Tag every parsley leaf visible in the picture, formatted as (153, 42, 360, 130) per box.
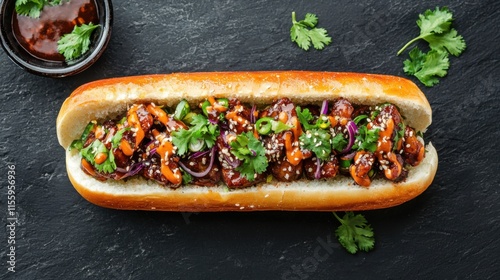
(404, 48, 450, 87)
(290, 12, 332, 51)
(230, 132, 268, 181)
(171, 114, 218, 156)
(352, 125, 379, 152)
(57, 23, 100, 61)
(333, 212, 375, 254)
(299, 129, 332, 161)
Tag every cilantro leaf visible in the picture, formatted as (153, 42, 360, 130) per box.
(426, 28, 466, 56)
(69, 122, 95, 151)
(398, 7, 456, 55)
(230, 132, 268, 181)
(352, 125, 379, 152)
(295, 106, 315, 131)
(111, 128, 130, 149)
(290, 12, 332, 51)
(333, 212, 375, 254)
(414, 50, 450, 87)
(393, 122, 406, 151)
(80, 139, 116, 174)
(57, 23, 100, 61)
(398, 6, 465, 87)
(299, 129, 332, 161)
(417, 6, 453, 35)
(403, 47, 427, 75)
(172, 114, 218, 156)
(15, 0, 44, 18)
(332, 133, 348, 152)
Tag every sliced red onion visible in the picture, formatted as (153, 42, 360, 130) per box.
(149, 148, 157, 155)
(189, 149, 210, 159)
(116, 162, 145, 179)
(314, 157, 322, 179)
(320, 100, 328, 115)
(341, 151, 357, 160)
(224, 154, 241, 168)
(178, 146, 216, 177)
(340, 121, 358, 154)
(250, 104, 257, 124)
(208, 118, 218, 125)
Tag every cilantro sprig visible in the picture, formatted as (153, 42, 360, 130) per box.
(57, 23, 100, 62)
(80, 139, 116, 174)
(171, 114, 218, 156)
(290, 12, 332, 51)
(333, 212, 375, 254)
(295, 106, 316, 130)
(299, 129, 332, 161)
(15, 0, 68, 18)
(229, 132, 268, 181)
(352, 125, 379, 152)
(398, 7, 466, 87)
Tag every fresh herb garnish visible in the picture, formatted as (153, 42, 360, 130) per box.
(398, 7, 466, 87)
(171, 114, 218, 156)
(333, 212, 375, 254)
(80, 139, 116, 174)
(182, 171, 193, 185)
(290, 12, 332, 51)
(15, 0, 69, 18)
(299, 129, 332, 161)
(403, 48, 450, 87)
(69, 122, 94, 151)
(229, 131, 268, 181)
(57, 23, 100, 61)
(393, 122, 406, 150)
(295, 106, 315, 130)
(111, 128, 130, 148)
(332, 133, 348, 152)
(352, 125, 379, 152)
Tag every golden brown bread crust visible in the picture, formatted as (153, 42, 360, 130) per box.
(57, 71, 437, 211)
(57, 71, 432, 148)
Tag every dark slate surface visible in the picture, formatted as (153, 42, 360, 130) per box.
(1, 0, 499, 279)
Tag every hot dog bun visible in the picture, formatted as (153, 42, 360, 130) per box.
(57, 71, 438, 211)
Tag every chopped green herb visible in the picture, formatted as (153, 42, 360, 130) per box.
(333, 212, 375, 254)
(290, 12, 332, 51)
(57, 23, 100, 61)
(230, 132, 268, 181)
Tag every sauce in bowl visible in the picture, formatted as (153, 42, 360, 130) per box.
(12, 0, 98, 62)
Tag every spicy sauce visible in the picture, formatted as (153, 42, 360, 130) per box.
(12, 0, 98, 62)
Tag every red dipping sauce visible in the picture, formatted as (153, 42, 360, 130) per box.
(12, 0, 99, 62)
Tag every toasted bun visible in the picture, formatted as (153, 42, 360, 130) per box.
(56, 71, 437, 211)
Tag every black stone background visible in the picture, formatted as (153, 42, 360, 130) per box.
(1, 0, 499, 279)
